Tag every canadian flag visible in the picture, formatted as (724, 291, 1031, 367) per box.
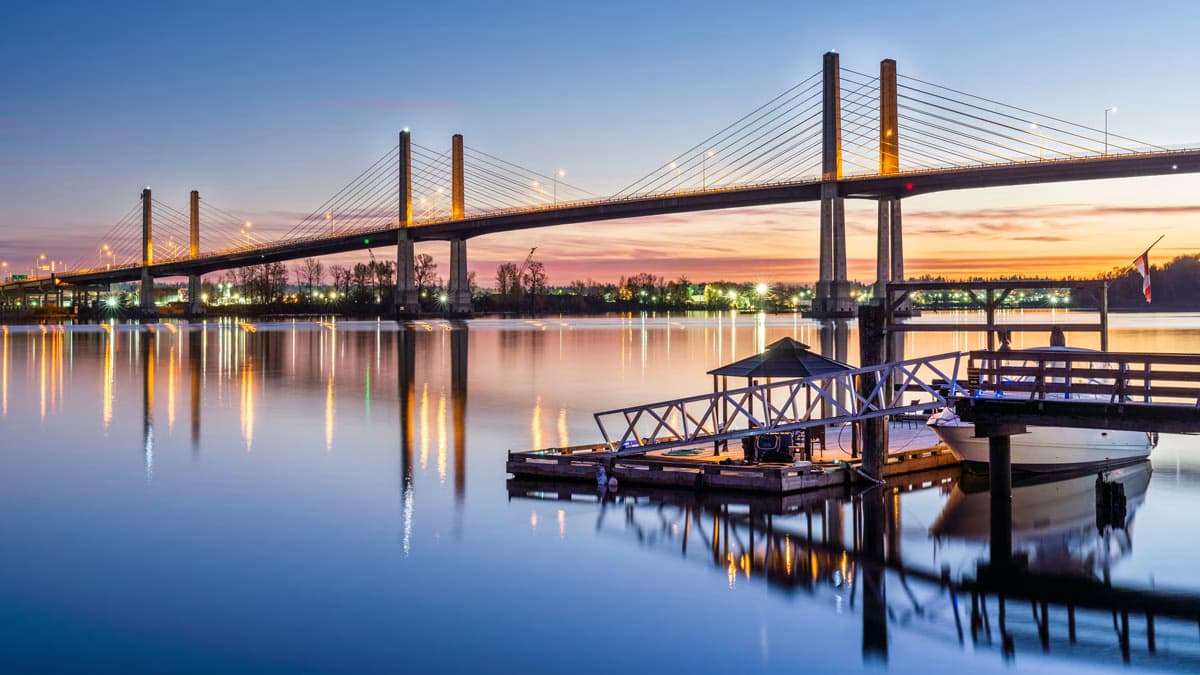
(1133, 250, 1152, 303)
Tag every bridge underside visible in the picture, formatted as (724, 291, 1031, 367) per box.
(10, 147, 1195, 295)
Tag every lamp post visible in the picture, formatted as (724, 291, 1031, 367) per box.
(1104, 106, 1118, 155)
(554, 169, 565, 205)
(1029, 122, 1042, 160)
(703, 150, 714, 189)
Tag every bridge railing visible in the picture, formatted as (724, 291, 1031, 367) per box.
(594, 351, 965, 455)
(968, 349, 1200, 407)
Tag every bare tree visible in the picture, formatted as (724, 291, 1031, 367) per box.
(522, 260, 547, 296)
(302, 258, 323, 296)
(495, 262, 519, 300)
(414, 253, 437, 296)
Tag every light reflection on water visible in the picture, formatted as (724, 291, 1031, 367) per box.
(0, 312, 1198, 672)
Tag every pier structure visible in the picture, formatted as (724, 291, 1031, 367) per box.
(508, 349, 965, 493)
(884, 280, 1112, 354)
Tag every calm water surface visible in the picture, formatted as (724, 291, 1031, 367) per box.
(2, 311, 1199, 673)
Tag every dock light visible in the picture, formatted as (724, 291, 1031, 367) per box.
(755, 283, 768, 296)
(439, 293, 448, 303)
(727, 290, 737, 300)
(106, 297, 118, 308)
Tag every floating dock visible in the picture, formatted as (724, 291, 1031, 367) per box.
(506, 421, 959, 494)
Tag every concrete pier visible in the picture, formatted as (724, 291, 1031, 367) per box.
(813, 51, 853, 318)
(187, 190, 204, 317)
(395, 130, 419, 315)
(448, 134, 472, 315)
(875, 59, 899, 302)
(139, 188, 157, 316)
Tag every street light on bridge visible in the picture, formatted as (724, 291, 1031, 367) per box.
(554, 169, 565, 205)
(1104, 106, 1118, 155)
(703, 150, 714, 189)
(1029, 122, 1043, 160)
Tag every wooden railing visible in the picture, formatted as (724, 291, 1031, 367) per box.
(968, 350, 1200, 407)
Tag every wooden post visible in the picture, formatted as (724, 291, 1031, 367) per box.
(858, 303, 888, 480)
(1100, 280, 1110, 352)
(712, 374, 721, 456)
(985, 288, 996, 353)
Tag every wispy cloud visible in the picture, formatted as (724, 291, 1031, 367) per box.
(325, 98, 454, 111)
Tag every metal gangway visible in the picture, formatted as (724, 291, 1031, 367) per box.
(595, 352, 965, 455)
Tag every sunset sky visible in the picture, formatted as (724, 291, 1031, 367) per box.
(3, 1, 1200, 285)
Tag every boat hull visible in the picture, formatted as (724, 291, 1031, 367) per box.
(930, 423, 1153, 473)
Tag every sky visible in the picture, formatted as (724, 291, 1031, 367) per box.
(3, 0, 1200, 285)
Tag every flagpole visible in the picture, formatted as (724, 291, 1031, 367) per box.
(1129, 234, 1165, 267)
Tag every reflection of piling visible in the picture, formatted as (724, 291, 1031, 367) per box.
(188, 329, 202, 455)
(451, 324, 468, 502)
(141, 329, 155, 479)
(398, 327, 416, 488)
(861, 486, 888, 662)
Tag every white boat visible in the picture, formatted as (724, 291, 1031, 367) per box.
(927, 346, 1157, 473)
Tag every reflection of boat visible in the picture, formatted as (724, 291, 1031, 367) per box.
(931, 461, 1151, 577)
(928, 346, 1156, 472)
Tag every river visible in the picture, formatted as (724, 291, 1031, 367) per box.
(1, 310, 1198, 673)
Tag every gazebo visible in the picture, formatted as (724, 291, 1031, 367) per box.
(706, 337, 854, 456)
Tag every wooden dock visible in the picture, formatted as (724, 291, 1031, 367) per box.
(506, 421, 959, 494)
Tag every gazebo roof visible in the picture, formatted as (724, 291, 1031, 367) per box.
(707, 337, 854, 379)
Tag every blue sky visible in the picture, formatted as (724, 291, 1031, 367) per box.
(3, 1, 1200, 281)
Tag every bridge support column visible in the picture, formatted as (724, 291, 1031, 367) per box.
(395, 129, 420, 315)
(890, 198, 904, 290)
(449, 239, 472, 315)
(139, 188, 157, 317)
(447, 134, 471, 316)
(187, 189, 204, 318)
(813, 51, 852, 318)
(875, 201, 890, 301)
(877, 59, 904, 312)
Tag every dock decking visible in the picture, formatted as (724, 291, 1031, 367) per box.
(506, 422, 958, 494)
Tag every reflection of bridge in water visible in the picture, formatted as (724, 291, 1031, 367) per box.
(509, 462, 1200, 668)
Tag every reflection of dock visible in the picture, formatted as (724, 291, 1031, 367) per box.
(508, 468, 1200, 668)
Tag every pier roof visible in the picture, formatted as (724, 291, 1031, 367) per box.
(707, 337, 853, 379)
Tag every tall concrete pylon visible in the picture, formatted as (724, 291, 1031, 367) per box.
(395, 129, 420, 315)
(875, 58, 898, 302)
(814, 51, 853, 318)
(187, 190, 204, 317)
(139, 188, 157, 316)
(448, 134, 472, 316)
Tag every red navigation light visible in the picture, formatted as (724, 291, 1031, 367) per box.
(905, 182, 914, 191)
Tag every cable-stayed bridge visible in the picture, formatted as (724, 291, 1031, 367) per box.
(4, 52, 1198, 317)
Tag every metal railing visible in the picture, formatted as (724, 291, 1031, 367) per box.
(595, 351, 965, 455)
